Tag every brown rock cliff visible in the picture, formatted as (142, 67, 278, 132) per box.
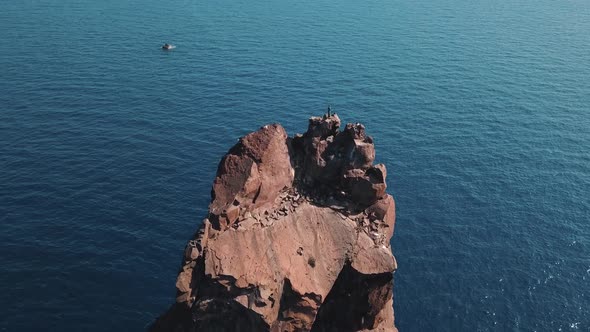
(150, 114, 398, 332)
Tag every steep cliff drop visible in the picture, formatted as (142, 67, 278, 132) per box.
(150, 114, 398, 332)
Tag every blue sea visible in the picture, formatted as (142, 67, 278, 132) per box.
(1, 0, 589, 331)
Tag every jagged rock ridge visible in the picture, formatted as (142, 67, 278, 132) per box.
(150, 114, 398, 332)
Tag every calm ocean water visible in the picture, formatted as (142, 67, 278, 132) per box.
(1, 0, 589, 331)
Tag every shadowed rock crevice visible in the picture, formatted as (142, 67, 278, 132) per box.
(191, 298, 270, 332)
(310, 264, 394, 332)
(149, 114, 398, 332)
(273, 278, 323, 331)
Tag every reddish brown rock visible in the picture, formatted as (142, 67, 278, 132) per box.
(366, 194, 396, 241)
(209, 124, 294, 230)
(150, 114, 398, 332)
(343, 164, 387, 207)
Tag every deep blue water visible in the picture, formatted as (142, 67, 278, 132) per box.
(1, 0, 589, 331)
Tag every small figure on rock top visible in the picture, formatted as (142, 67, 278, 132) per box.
(327, 105, 332, 117)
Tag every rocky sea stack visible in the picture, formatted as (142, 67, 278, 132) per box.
(150, 114, 398, 332)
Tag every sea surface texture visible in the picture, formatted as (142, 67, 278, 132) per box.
(1, 0, 589, 331)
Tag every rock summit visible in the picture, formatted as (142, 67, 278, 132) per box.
(150, 114, 398, 332)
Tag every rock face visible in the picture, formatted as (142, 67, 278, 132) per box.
(150, 114, 398, 332)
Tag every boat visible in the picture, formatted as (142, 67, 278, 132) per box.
(162, 43, 176, 50)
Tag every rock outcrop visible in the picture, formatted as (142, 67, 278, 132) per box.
(150, 114, 398, 332)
